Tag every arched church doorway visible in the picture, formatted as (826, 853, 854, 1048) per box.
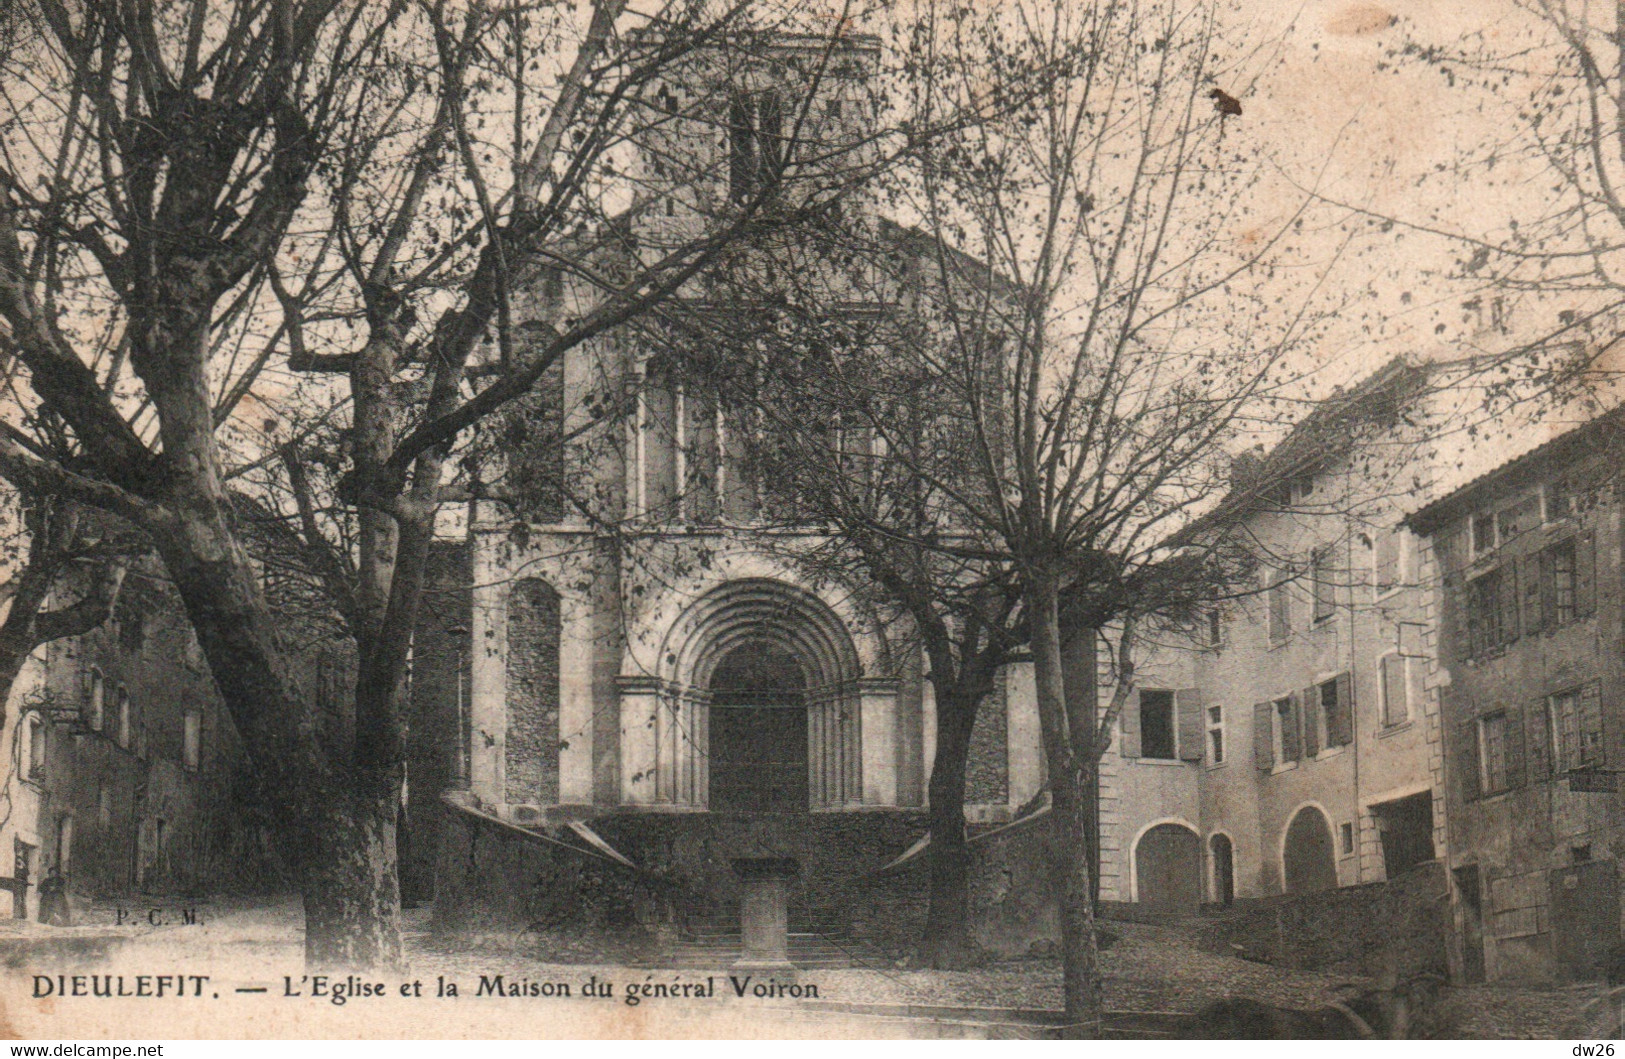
(1283, 805, 1337, 894)
(708, 642, 809, 812)
(1135, 823, 1201, 910)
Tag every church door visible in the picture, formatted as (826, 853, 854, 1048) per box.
(708, 643, 809, 812)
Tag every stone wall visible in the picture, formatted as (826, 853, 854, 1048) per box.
(966, 676, 1009, 805)
(1202, 860, 1452, 976)
(505, 578, 562, 804)
(434, 806, 1064, 961)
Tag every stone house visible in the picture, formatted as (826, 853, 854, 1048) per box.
(1407, 407, 1625, 982)
(1107, 359, 1458, 912)
(0, 543, 287, 919)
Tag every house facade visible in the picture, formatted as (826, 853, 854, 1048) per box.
(1, 563, 276, 920)
(1409, 408, 1625, 982)
(1105, 360, 1449, 912)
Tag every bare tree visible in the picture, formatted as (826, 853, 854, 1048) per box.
(0, 0, 911, 969)
(696, 0, 1345, 1034)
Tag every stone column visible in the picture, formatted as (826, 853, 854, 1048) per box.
(731, 858, 800, 974)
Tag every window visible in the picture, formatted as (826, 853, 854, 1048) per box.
(1207, 705, 1225, 765)
(1546, 480, 1576, 522)
(1268, 579, 1292, 646)
(1374, 528, 1408, 596)
(1551, 539, 1577, 625)
(1316, 675, 1350, 749)
(1139, 690, 1176, 760)
(1206, 608, 1223, 649)
(20, 716, 43, 783)
(1471, 512, 1497, 556)
(1479, 712, 1510, 794)
(116, 686, 131, 749)
(97, 782, 112, 827)
(1498, 496, 1540, 545)
(1340, 821, 1355, 856)
(1311, 546, 1336, 623)
(728, 88, 785, 203)
(1530, 536, 1593, 630)
(87, 668, 105, 732)
(1466, 566, 1518, 656)
(1380, 653, 1414, 727)
(1549, 687, 1604, 773)
(1273, 695, 1300, 765)
(182, 713, 201, 772)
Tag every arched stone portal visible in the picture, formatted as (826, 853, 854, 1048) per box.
(1134, 823, 1202, 911)
(708, 642, 808, 812)
(619, 578, 895, 809)
(1283, 805, 1338, 895)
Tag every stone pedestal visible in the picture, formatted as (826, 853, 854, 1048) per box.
(731, 857, 799, 974)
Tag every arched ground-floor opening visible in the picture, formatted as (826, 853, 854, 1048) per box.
(1135, 822, 1201, 911)
(708, 642, 809, 813)
(1210, 832, 1234, 906)
(1283, 805, 1337, 895)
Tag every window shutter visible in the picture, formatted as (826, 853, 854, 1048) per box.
(1498, 564, 1520, 644)
(1302, 685, 1321, 758)
(1459, 715, 1482, 801)
(1576, 529, 1597, 619)
(1526, 698, 1551, 782)
(1176, 688, 1205, 762)
(1120, 690, 1141, 759)
(1254, 703, 1274, 771)
(1283, 695, 1303, 763)
(1505, 702, 1527, 789)
(1524, 552, 1546, 634)
(1331, 671, 1355, 746)
(1582, 681, 1605, 767)
(1443, 571, 1465, 660)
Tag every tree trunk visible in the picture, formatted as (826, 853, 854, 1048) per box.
(1027, 573, 1102, 1039)
(921, 687, 979, 968)
(300, 783, 404, 971)
(1059, 619, 1101, 907)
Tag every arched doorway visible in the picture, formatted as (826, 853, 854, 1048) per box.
(1135, 823, 1201, 910)
(708, 642, 809, 812)
(1210, 833, 1234, 906)
(1283, 806, 1337, 894)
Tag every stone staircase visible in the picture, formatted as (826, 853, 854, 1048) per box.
(659, 907, 871, 970)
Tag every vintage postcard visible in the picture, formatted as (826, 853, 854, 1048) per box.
(1, 0, 1623, 1041)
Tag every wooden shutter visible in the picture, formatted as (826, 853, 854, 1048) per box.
(1458, 713, 1482, 801)
(1282, 695, 1303, 762)
(1582, 681, 1605, 767)
(1330, 671, 1355, 747)
(1442, 570, 1465, 661)
(1120, 690, 1141, 759)
(1253, 703, 1274, 770)
(1176, 688, 1204, 763)
(1498, 564, 1520, 644)
(1302, 685, 1321, 758)
(1526, 697, 1551, 782)
(1505, 702, 1527, 790)
(1524, 552, 1546, 634)
(1576, 529, 1597, 619)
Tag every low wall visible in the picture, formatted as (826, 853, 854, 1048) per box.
(433, 806, 1062, 962)
(1203, 861, 1452, 976)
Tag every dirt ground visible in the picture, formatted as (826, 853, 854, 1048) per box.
(3, 894, 1613, 1039)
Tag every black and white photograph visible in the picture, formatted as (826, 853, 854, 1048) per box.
(0, 0, 1622, 1041)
